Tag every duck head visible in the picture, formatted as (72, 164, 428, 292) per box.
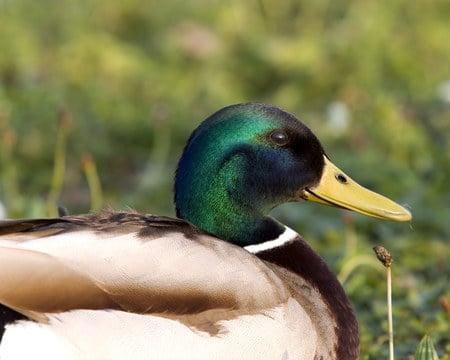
(175, 103, 411, 246)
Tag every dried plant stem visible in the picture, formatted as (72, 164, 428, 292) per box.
(82, 153, 103, 212)
(47, 111, 70, 217)
(387, 265, 394, 360)
(373, 245, 394, 360)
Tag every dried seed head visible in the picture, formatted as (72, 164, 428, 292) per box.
(373, 245, 393, 267)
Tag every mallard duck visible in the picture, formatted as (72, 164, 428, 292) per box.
(0, 103, 410, 360)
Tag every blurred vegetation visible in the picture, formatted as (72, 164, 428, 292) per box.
(0, 0, 449, 357)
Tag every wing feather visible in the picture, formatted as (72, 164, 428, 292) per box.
(0, 247, 115, 313)
(0, 213, 289, 318)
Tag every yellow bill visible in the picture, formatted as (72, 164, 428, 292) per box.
(304, 156, 411, 221)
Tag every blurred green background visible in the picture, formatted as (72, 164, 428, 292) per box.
(0, 0, 449, 357)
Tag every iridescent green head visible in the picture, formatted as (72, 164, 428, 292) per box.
(175, 103, 411, 246)
(175, 103, 325, 246)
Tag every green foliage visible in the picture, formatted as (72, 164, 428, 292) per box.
(0, 0, 449, 357)
(415, 335, 440, 360)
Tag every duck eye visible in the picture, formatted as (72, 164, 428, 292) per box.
(269, 130, 289, 146)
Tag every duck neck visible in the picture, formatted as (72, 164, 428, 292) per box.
(175, 154, 284, 246)
(175, 184, 284, 246)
